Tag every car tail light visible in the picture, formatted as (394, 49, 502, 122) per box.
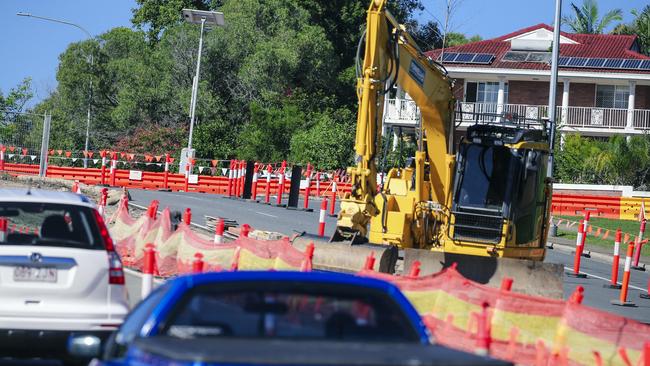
(93, 209, 125, 285)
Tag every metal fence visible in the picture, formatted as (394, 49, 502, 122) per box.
(0, 109, 51, 176)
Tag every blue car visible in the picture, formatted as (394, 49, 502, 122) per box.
(69, 271, 509, 366)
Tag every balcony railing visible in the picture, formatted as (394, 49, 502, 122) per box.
(383, 99, 650, 132)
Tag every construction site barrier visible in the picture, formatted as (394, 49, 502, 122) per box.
(108, 200, 313, 275)
(359, 267, 650, 366)
(1, 162, 353, 199)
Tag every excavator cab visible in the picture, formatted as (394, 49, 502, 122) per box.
(447, 121, 551, 260)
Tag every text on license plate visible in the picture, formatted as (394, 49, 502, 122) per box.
(13, 266, 57, 282)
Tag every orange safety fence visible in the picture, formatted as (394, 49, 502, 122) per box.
(107, 195, 650, 365)
(1, 162, 353, 197)
(108, 199, 313, 275)
(358, 267, 650, 366)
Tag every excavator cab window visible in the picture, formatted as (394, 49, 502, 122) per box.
(512, 150, 548, 244)
(454, 143, 514, 214)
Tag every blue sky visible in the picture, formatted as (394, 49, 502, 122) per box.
(1, 0, 647, 106)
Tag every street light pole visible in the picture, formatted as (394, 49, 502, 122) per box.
(547, 0, 562, 178)
(187, 17, 206, 151)
(180, 8, 224, 174)
(17, 12, 93, 168)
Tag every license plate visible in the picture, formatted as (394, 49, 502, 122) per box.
(13, 266, 57, 283)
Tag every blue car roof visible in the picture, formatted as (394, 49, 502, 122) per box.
(141, 271, 429, 344)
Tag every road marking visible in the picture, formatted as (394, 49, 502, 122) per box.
(564, 266, 646, 292)
(255, 211, 277, 218)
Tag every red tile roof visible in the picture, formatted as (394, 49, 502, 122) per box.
(425, 24, 650, 74)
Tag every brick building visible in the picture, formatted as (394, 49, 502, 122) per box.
(384, 24, 650, 142)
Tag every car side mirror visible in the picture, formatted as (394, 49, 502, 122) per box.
(67, 333, 104, 359)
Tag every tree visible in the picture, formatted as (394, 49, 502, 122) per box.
(612, 5, 650, 56)
(562, 0, 622, 34)
(0, 78, 33, 114)
(444, 32, 481, 47)
(411, 20, 443, 50)
(289, 108, 355, 169)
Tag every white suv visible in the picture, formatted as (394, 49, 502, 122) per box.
(0, 188, 129, 360)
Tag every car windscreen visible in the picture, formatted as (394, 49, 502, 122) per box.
(0, 202, 103, 249)
(161, 281, 420, 343)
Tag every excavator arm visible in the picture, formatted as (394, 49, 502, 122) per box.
(337, 0, 454, 241)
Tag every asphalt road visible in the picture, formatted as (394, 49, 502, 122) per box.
(127, 189, 650, 323)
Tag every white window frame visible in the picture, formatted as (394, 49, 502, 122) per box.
(464, 81, 509, 104)
(595, 84, 629, 109)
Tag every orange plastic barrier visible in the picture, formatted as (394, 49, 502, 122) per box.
(359, 267, 650, 366)
(551, 193, 621, 219)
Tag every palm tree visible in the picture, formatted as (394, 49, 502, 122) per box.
(562, 0, 623, 34)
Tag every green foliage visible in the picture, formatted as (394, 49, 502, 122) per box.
(444, 32, 482, 47)
(612, 5, 650, 56)
(0, 78, 33, 113)
(237, 102, 304, 163)
(562, 0, 622, 34)
(35, 0, 435, 170)
(555, 134, 650, 189)
(289, 108, 355, 170)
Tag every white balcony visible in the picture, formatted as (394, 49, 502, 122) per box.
(383, 98, 650, 135)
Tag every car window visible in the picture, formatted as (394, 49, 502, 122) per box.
(104, 285, 170, 360)
(162, 282, 419, 343)
(0, 202, 101, 249)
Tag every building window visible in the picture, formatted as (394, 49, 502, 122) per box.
(595, 85, 629, 109)
(465, 82, 509, 104)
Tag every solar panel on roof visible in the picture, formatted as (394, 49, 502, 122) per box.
(640, 60, 650, 70)
(557, 57, 570, 66)
(472, 54, 493, 63)
(622, 59, 642, 69)
(603, 59, 623, 68)
(455, 53, 474, 62)
(441, 53, 458, 62)
(567, 57, 587, 67)
(585, 58, 605, 68)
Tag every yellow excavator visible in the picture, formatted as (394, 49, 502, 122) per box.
(294, 0, 563, 298)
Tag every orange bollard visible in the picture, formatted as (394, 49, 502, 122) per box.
(364, 252, 376, 271)
(642, 342, 650, 366)
(0, 217, 7, 242)
(100, 150, 107, 185)
(632, 219, 647, 271)
(315, 171, 321, 196)
(329, 175, 337, 217)
(162, 153, 170, 190)
(567, 220, 587, 278)
(109, 152, 118, 187)
(300, 242, 315, 272)
(264, 164, 272, 204)
(98, 188, 108, 217)
(318, 199, 327, 237)
(142, 243, 155, 299)
(408, 261, 421, 277)
(612, 241, 639, 307)
(475, 301, 491, 356)
(569, 285, 584, 304)
(500, 277, 513, 291)
(275, 161, 287, 207)
(184, 208, 192, 225)
(240, 224, 251, 238)
(192, 253, 204, 273)
(214, 218, 225, 244)
(302, 163, 313, 211)
(0, 146, 5, 171)
(227, 159, 234, 197)
(239, 160, 246, 199)
(605, 228, 623, 289)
